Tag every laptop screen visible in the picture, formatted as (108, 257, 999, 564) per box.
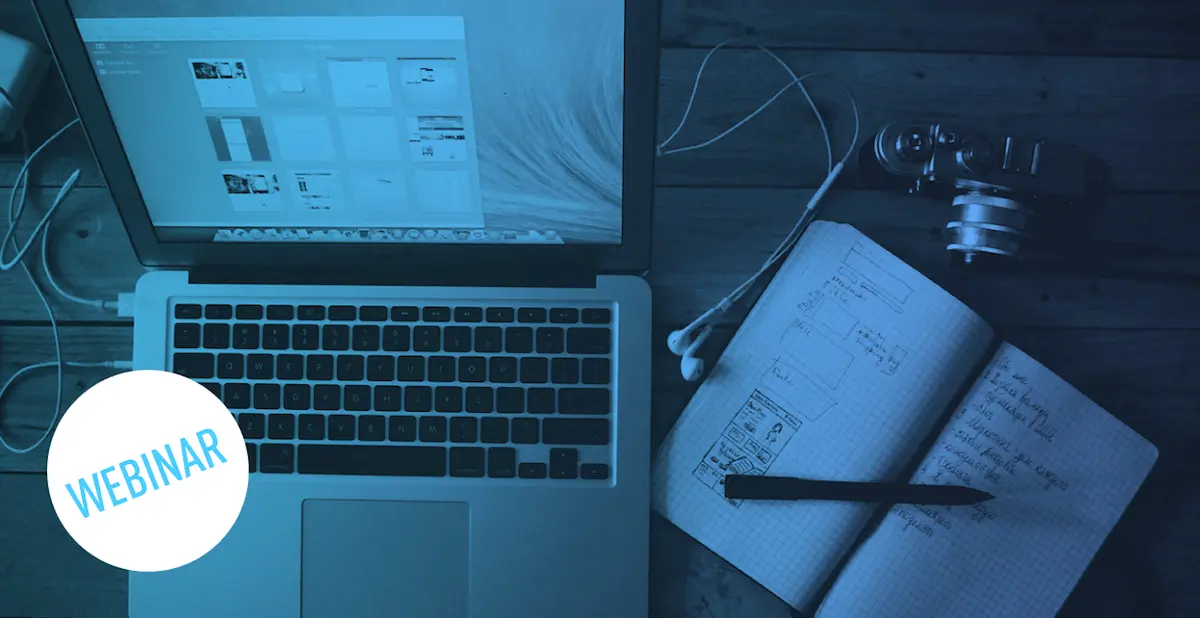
(66, 1, 625, 246)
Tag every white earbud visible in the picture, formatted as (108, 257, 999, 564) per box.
(677, 324, 713, 382)
(668, 308, 718, 355)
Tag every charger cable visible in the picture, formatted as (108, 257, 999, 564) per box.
(1, 118, 132, 454)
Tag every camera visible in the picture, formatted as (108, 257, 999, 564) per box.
(858, 122, 1110, 265)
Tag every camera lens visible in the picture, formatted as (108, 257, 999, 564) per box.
(896, 129, 929, 162)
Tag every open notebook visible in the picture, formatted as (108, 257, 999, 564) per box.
(651, 222, 1158, 617)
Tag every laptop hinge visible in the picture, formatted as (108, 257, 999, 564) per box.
(188, 264, 598, 289)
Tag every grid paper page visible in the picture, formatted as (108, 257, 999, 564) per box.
(651, 222, 995, 611)
(818, 342, 1159, 618)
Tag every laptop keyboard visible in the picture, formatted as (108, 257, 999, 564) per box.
(169, 301, 614, 481)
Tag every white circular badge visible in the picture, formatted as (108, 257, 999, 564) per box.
(46, 370, 248, 572)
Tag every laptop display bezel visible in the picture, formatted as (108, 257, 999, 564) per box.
(32, 0, 657, 274)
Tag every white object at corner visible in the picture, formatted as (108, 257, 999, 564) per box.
(0, 29, 50, 143)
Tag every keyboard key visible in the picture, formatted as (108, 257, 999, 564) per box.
(263, 324, 289, 350)
(435, 386, 463, 413)
(205, 304, 233, 320)
(260, 443, 294, 474)
(423, 306, 452, 322)
(454, 307, 483, 322)
(375, 385, 402, 412)
(268, 414, 295, 440)
(405, 386, 433, 412)
(383, 325, 411, 351)
(247, 354, 273, 380)
(486, 307, 515, 323)
(203, 324, 230, 349)
(449, 447, 485, 477)
(247, 443, 257, 473)
(360, 306, 388, 322)
(344, 385, 371, 411)
(536, 327, 565, 354)
(459, 357, 486, 383)
(474, 326, 503, 353)
(253, 384, 281, 409)
(307, 355, 334, 381)
(223, 383, 250, 409)
(567, 328, 612, 355)
(292, 324, 319, 350)
(444, 326, 471, 352)
(367, 356, 395, 382)
(505, 327, 533, 353)
(496, 387, 525, 414)
(328, 415, 356, 440)
(283, 384, 310, 410)
(277, 354, 303, 380)
(266, 305, 294, 320)
(551, 358, 580, 384)
(550, 448, 578, 479)
(419, 416, 447, 442)
(238, 413, 265, 439)
(429, 356, 456, 382)
(358, 415, 387, 441)
(174, 324, 200, 349)
(299, 414, 325, 440)
(550, 308, 579, 323)
(481, 418, 508, 444)
(175, 304, 202, 319)
(543, 418, 609, 445)
(337, 355, 365, 381)
(391, 306, 420, 322)
(217, 353, 244, 379)
(465, 387, 493, 413)
(413, 326, 441, 352)
(232, 324, 259, 350)
(528, 388, 555, 414)
(329, 305, 356, 321)
(581, 463, 610, 480)
(581, 308, 612, 324)
(236, 304, 263, 320)
(519, 358, 548, 383)
(582, 358, 611, 385)
(389, 416, 417, 442)
(199, 382, 221, 398)
(314, 384, 341, 410)
(489, 357, 518, 383)
(397, 356, 425, 381)
(322, 325, 350, 351)
(488, 447, 517, 478)
(297, 445, 446, 477)
(352, 325, 380, 351)
(518, 462, 547, 479)
(173, 352, 214, 379)
(298, 305, 325, 321)
(559, 388, 611, 415)
(450, 417, 478, 443)
(518, 308, 547, 323)
(511, 418, 539, 444)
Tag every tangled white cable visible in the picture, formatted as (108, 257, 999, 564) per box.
(658, 40, 861, 382)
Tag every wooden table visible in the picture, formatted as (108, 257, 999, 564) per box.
(3, 1, 1200, 616)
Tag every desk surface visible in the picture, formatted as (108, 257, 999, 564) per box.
(3, 1, 1199, 616)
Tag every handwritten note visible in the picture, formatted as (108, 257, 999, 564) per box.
(818, 342, 1159, 618)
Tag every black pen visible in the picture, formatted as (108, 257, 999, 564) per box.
(724, 475, 995, 506)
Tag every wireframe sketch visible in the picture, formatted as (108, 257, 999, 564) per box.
(780, 321, 855, 389)
(289, 171, 342, 211)
(760, 358, 838, 420)
(399, 58, 460, 107)
(693, 390, 804, 507)
(853, 326, 910, 376)
(407, 115, 469, 162)
(841, 243, 913, 311)
(189, 58, 257, 108)
(223, 170, 282, 212)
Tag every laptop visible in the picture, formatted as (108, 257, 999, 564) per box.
(35, 1, 659, 616)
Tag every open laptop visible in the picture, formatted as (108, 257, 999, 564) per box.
(35, 1, 659, 616)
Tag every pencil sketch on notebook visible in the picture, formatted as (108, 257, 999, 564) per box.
(692, 389, 806, 507)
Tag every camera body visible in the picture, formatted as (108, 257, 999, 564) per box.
(859, 122, 1108, 264)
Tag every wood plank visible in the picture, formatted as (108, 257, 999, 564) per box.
(4, 48, 1200, 193)
(661, 0, 1200, 58)
(3, 187, 1200, 329)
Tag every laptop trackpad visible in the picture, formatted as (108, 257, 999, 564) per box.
(302, 500, 470, 618)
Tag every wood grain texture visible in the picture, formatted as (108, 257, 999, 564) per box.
(3, 187, 1199, 330)
(660, 0, 1200, 57)
(4, 46, 1200, 193)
